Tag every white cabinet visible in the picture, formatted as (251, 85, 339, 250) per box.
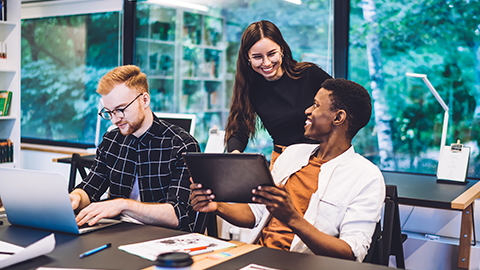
(136, 3, 228, 145)
(0, 1, 20, 168)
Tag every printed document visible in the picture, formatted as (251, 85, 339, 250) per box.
(118, 233, 236, 261)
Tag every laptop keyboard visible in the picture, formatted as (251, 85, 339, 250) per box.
(78, 223, 101, 229)
(76, 219, 121, 234)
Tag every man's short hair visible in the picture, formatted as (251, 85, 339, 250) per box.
(321, 78, 372, 139)
(97, 65, 149, 95)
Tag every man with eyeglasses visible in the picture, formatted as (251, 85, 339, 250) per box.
(69, 65, 200, 231)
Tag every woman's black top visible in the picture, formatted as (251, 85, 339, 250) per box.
(227, 65, 332, 152)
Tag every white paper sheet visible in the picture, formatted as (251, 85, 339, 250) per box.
(0, 240, 23, 261)
(437, 145, 470, 182)
(238, 263, 284, 270)
(204, 128, 225, 153)
(118, 233, 236, 261)
(0, 234, 55, 269)
(36, 267, 106, 270)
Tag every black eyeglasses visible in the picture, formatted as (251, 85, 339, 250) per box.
(98, 93, 142, 120)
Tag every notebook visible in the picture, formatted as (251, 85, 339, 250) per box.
(182, 153, 275, 203)
(0, 168, 120, 234)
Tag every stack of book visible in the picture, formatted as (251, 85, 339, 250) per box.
(0, 91, 12, 116)
(0, 139, 13, 163)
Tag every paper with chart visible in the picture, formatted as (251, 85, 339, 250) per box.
(118, 233, 236, 261)
(0, 233, 55, 269)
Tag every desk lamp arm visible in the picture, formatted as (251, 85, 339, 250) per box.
(406, 72, 449, 154)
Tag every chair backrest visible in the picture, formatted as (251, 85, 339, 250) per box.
(192, 212, 218, 237)
(365, 185, 406, 268)
(68, 153, 89, 192)
(364, 221, 382, 263)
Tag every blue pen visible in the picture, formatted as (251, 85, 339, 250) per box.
(79, 243, 112, 258)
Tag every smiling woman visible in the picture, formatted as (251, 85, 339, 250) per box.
(225, 20, 332, 168)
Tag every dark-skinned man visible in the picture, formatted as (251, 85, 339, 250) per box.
(190, 78, 385, 262)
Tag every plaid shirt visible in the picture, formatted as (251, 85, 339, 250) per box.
(76, 113, 200, 231)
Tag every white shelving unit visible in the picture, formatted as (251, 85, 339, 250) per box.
(135, 3, 227, 145)
(0, 2, 21, 168)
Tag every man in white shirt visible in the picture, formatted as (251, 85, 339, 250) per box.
(190, 78, 385, 262)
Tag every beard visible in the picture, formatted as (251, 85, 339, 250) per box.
(116, 110, 146, 136)
(119, 119, 144, 136)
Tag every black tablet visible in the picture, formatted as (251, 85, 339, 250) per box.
(183, 153, 275, 203)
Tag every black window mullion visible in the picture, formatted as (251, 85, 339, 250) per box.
(333, 0, 350, 79)
(123, 0, 136, 65)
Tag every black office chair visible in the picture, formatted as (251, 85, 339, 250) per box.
(68, 153, 89, 192)
(192, 212, 218, 237)
(365, 185, 407, 268)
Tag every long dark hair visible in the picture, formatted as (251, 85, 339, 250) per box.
(225, 20, 316, 144)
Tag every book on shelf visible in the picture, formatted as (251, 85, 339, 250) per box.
(0, 41, 7, 68)
(0, 90, 12, 116)
(2, 0, 5, 22)
(0, 0, 6, 21)
(0, 139, 13, 163)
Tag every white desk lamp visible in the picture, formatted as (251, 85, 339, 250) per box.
(406, 72, 449, 167)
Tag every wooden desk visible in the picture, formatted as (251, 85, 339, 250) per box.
(206, 246, 392, 270)
(0, 215, 260, 270)
(383, 171, 480, 270)
(0, 216, 393, 270)
(0, 219, 189, 270)
(141, 241, 261, 270)
(52, 153, 95, 166)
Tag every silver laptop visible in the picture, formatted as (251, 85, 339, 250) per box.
(0, 168, 120, 234)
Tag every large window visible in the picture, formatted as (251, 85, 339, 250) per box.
(20, 0, 333, 154)
(21, 0, 479, 178)
(21, 1, 122, 147)
(349, 0, 480, 178)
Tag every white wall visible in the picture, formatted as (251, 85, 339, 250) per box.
(20, 149, 77, 186)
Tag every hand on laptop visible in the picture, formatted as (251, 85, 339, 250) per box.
(70, 193, 81, 210)
(189, 181, 218, 213)
(76, 199, 125, 226)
